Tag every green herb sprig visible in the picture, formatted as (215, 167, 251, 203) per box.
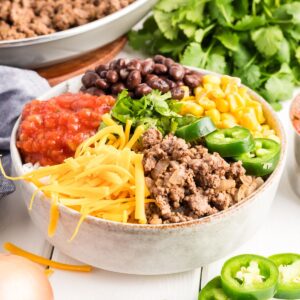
(129, 0, 300, 110)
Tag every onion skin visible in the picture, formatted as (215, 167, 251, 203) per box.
(0, 254, 53, 300)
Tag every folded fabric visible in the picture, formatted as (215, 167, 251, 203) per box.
(0, 66, 50, 199)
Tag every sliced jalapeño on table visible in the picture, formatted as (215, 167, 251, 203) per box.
(221, 254, 279, 300)
(234, 138, 280, 177)
(198, 276, 229, 300)
(175, 116, 216, 142)
(269, 253, 300, 299)
(205, 126, 254, 157)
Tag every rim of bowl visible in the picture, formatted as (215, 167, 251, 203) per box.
(0, 0, 154, 47)
(11, 68, 287, 231)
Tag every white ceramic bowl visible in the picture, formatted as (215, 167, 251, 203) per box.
(0, 0, 156, 68)
(10, 71, 287, 275)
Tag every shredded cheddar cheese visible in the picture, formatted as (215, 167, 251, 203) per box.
(4, 242, 92, 272)
(0, 115, 151, 240)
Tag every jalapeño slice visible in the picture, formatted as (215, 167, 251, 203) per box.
(221, 254, 278, 300)
(175, 117, 216, 142)
(269, 253, 300, 299)
(205, 126, 254, 157)
(198, 276, 229, 300)
(234, 138, 280, 177)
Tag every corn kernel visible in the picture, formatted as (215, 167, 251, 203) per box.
(203, 74, 221, 86)
(219, 119, 236, 129)
(205, 109, 221, 124)
(181, 86, 190, 98)
(215, 98, 229, 113)
(235, 93, 247, 107)
(194, 86, 203, 97)
(209, 88, 225, 99)
(232, 108, 244, 122)
(240, 108, 261, 132)
(221, 113, 236, 123)
(203, 83, 217, 91)
(197, 97, 216, 110)
(227, 94, 239, 112)
(181, 101, 204, 117)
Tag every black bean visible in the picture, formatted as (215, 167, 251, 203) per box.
(147, 77, 169, 93)
(135, 83, 152, 98)
(119, 68, 129, 80)
(164, 58, 175, 68)
(95, 64, 109, 75)
(109, 60, 118, 70)
(106, 70, 119, 83)
(111, 82, 126, 95)
(183, 74, 201, 88)
(85, 87, 105, 96)
(95, 78, 109, 90)
(164, 78, 176, 89)
(169, 64, 185, 81)
(115, 58, 127, 70)
(99, 70, 108, 78)
(145, 74, 158, 83)
(127, 59, 142, 71)
(171, 87, 184, 100)
(127, 70, 142, 89)
(153, 54, 166, 64)
(141, 59, 154, 76)
(81, 71, 100, 88)
(177, 80, 184, 87)
(153, 63, 168, 74)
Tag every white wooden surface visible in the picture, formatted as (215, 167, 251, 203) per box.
(0, 46, 299, 299)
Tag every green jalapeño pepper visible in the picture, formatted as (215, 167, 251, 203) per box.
(175, 117, 216, 142)
(199, 276, 229, 300)
(234, 138, 280, 177)
(205, 126, 254, 157)
(269, 253, 300, 299)
(221, 254, 279, 300)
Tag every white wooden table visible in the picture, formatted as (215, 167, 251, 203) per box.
(1, 47, 299, 300)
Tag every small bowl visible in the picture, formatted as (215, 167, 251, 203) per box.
(10, 70, 287, 275)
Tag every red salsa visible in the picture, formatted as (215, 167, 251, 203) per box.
(291, 94, 300, 134)
(17, 93, 115, 166)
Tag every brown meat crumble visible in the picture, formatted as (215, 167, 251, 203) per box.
(0, 0, 135, 40)
(142, 128, 264, 224)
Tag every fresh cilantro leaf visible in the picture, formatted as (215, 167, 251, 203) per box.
(185, 1, 206, 25)
(159, 40, 187, 57)
(289, 24, 300, 40)
(206, 53, 228, 74)
(234, 15, 266, 31)
(264, 74, 294, 102)
(154, 10, 178, 40)
(296, 47, 300, 64)
(277, 38, 290, 63)
(292, 66, 300, 85)
(209, 0, 234, 26)
(180, 42, 205, 67)
(270, 102, 282, 112)
(235, 65, 261, 89)
(155, 0, 188, 12)
(232, 0, 249, 18)
(179, 23, 197, 38)
(274, 2, 300, 23)
(194, 29, 205, 43)
(232, 44, 252, 67)
(216, 30, 240, 52)
(251, 26, 283, 57)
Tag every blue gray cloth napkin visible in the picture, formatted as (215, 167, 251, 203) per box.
(0, 66, 50, 199)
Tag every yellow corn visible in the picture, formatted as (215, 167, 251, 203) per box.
(234, 93, 247, 108)
(221, 113, 236, 123)
(197, 97, 216, 110)
(215, 98, 229, 113)
(203, 74, 221, 86)
(240, 108, 261, 132)
(261, 124, 270, 131)
(227, 95, 239, 112)
(219, 119, 237, 129)
(181, 102, 204, 117)
(205, 109, 221, 124)
(209, 88, 225, 99)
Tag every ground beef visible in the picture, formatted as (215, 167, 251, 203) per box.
(142, 129, 264, 224)
(0, 0, 135, 40)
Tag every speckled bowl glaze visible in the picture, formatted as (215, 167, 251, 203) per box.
(10, 70, 287, 275)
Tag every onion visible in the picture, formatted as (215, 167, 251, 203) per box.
(0, 253, 53, 300)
